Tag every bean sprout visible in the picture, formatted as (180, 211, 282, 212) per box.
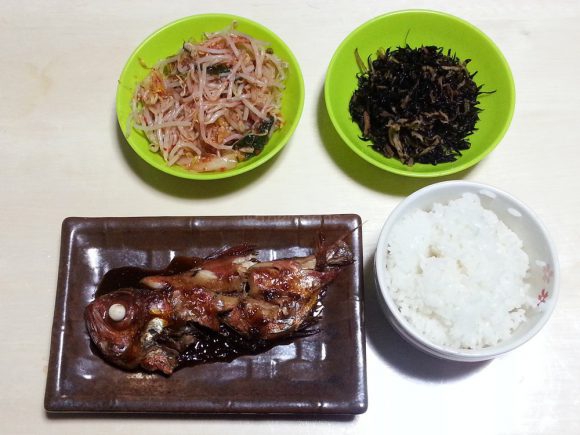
(130, 23, 287, 172)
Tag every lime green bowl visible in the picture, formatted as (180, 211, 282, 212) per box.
(325, 10, 515, 177)
(116, 14, 305, 180)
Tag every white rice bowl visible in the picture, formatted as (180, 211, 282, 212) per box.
(386, 193, 533, 350)
(374, 181, 559, 361)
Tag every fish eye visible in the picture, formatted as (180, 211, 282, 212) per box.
(108, 303, 126, 322)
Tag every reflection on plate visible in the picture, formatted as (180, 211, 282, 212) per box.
(45, 215, 367, 414)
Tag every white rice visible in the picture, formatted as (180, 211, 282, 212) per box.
(386, 192, 533, 349)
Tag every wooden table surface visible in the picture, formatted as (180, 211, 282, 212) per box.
(1, 1, 578, 434)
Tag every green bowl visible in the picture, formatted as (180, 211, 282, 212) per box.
(116, 14, 305, 180)
(325, 10, 515, 177)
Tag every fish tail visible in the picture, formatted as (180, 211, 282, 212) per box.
(315, 239, 354, 270)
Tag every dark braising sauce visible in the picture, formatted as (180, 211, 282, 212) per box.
(177, 324, 275, 365)
(95, 257, 203, 297)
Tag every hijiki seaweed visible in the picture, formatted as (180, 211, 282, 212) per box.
(349, 45, 492, 166)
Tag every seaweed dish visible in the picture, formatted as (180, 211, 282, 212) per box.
(349, 45, 492, 165)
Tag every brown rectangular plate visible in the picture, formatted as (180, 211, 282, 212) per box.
(45, 215, 367, 414)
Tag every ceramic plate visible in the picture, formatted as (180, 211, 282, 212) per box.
(45, 215, 367, 414)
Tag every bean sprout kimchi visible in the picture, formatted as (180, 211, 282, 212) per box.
(130, 24, 288, 172)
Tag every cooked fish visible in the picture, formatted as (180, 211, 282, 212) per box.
(85, 240, 353, 374)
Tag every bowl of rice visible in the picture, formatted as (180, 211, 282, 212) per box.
(374, 181, 559, 361)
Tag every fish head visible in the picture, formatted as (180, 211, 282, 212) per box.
(84, 288, 146, 368)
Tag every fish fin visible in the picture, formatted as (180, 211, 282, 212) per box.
(141, 347, 179, 375)
(205, 243, 256, 260)
(164, 256, 204, 274)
